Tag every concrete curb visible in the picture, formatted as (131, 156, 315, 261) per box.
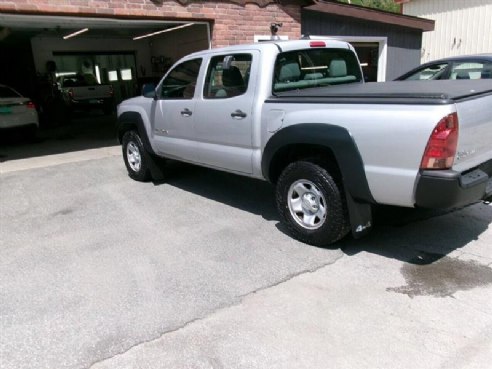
(0, 146, 121, 174)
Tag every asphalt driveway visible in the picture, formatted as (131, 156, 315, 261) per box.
(1, 153, 492, 369)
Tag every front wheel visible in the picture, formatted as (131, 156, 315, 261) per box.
(276, 161, 350, 246)
(122, 130, 151, 181)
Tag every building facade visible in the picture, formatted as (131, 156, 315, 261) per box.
(0, 0, 433, 100)
(396, 0, 492, 62)
(302, 1, 433, 80)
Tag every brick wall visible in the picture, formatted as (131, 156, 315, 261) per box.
(0, 0, 302, 47)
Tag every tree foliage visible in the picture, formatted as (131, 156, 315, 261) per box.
(337, 0, 400, 13)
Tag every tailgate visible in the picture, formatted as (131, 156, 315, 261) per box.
(453, 93, 492, 172)
(73, 85, 111, 100)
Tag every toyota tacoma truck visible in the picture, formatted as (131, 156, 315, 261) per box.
(116, 39, 492, 246)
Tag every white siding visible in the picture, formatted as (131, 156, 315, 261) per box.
(403, 0, 492, 62)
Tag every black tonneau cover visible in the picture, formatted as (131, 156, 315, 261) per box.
(270, 80, 492, 105)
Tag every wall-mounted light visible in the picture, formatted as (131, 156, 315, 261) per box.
(133, 23, 194, 40)
(63, 28, 89, 40)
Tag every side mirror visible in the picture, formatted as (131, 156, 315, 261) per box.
(142, 83, 156, 98)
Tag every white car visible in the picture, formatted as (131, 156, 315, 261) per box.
(0, 84, 39, 137)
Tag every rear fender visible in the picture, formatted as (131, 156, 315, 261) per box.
(262, 123, 375, 238)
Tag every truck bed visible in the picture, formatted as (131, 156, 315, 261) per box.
(266, 79, 492, 207)
(271, 80, 492, 105)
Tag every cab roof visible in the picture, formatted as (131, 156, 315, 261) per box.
(185, 38, 353, 59)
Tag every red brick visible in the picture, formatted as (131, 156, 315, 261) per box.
(0, 0, 301, 45)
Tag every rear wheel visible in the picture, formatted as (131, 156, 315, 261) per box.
(122, 130, 151, 181)
(276, 160, 349, 246)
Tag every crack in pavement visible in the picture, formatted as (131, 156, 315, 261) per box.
(87, 253, 345, 369)
(237, 253, 345, 299)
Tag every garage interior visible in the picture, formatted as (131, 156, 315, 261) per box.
(0, 13, 209, 161)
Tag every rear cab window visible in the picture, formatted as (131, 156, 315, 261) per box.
(273, 48, 362, 93)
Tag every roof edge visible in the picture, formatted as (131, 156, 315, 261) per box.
(305, 0, 435, 32)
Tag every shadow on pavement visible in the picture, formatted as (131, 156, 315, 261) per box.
(161, 160, 278, 221)
(339, 203, 492, 264)
(0, 112, 118, 162)
(156, 161, 492, 265)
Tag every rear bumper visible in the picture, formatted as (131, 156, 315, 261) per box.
(0, 121, 38, 130)
(69, 97, 113, 108)
(415, 159, 492, 208)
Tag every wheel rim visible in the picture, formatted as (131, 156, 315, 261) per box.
(287, 179, 327, 230)
(126, 141, 142, 172)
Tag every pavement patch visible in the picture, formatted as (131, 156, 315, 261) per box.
(387, 252, 492, 298)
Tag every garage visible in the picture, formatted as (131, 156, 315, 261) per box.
(0, 13, 210, 102)
(0, 0, 302, 160)
(0, 13, 210, 157)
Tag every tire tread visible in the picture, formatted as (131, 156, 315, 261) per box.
(276, 160, 350, 246)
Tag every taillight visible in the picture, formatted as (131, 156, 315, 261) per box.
(420, 112, 459, 170)
(26, 101, 36, 109)
(310, 41, 326, 47)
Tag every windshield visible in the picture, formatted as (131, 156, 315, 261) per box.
(0, 86, 21, 98)
(273, 48, 363, 93)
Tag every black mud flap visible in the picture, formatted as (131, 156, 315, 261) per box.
(345, 190, 373, 239)
(146, 152, 166, 182)
(485, 178, 492, 204)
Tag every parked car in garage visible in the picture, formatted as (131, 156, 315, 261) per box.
(57, 73, 114, 115)
(0, 84, 39, 138)
(395, 54, 492, 81)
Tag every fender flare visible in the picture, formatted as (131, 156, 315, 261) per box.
(117, 111, 156, 156)
(262, 123, 374, 203)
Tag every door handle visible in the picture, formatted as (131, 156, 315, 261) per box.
(180, 108, 192, 117)
(231, 109, 247, 119)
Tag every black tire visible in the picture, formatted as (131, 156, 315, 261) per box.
(122, 130, 151, 181)
(276, 160, 350, 246)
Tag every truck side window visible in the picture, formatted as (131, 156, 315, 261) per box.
(405, 63, 448, 80)
(203, 54, 252, 99)
(160, 58, 202, 99)
(450, 61, 492, 80)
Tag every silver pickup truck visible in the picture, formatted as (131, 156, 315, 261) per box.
(117, 39, 492, 246)
(58, 74, 114, 115)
